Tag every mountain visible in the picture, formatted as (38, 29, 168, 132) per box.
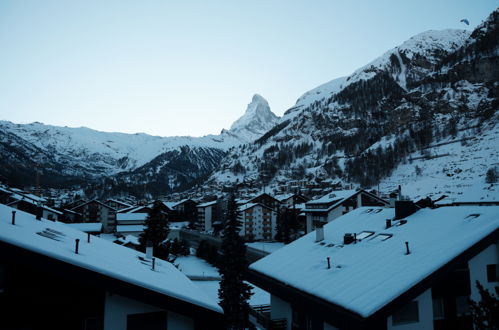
(0, 94, 279, 195)
(224, 94, 280, 142)
(206, 9, 499, 201)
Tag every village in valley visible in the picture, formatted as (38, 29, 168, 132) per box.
(0, 2, 498, 330)
(0, 175, 498, 329)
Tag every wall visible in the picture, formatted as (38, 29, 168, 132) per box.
(387, 289, 433, 330)
(468, 242, 499, 302)
(270, 294, 292, 330)
(205, 206, 212, 231)
(104, 292, 162, 330)
(167, 311, 194, 329)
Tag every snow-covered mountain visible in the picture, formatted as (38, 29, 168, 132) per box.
(207, 9, 499, 201)
(0, 94, 279, 194)
(223, 94, 280, 142)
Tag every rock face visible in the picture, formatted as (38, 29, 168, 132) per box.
(207, 9, 499, 200)
(228, 94, 280, 142)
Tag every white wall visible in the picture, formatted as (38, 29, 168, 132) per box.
(103, 293, 162, 330)
(270, 294, 292, 330)
(468, 242, 499, 302)
(387, 289, 433, 330)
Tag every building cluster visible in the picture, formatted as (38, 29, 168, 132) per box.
(0, 182, 498, 330)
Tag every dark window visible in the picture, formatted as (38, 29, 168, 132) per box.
(392, 301, 419, 325)
(456, 296, 470, 316)
(433, 297, 444, 320)
(487, 264, 497, 282)
(127, 312, 167, 330)
(0, 264, 6, 293)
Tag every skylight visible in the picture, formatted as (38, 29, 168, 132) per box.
(465, 214, 480, 220)
(357, 231, 375, 240)
(369, 233, 393, 243)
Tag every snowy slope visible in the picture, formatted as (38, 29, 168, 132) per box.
(206, 9, 499, 202)
(0, 120, 240, 174)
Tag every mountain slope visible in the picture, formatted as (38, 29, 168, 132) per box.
(0, 93, 279, 194)
(207, 10, 499, 200)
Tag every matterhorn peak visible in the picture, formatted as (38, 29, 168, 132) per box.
(228, 94, 280, 142)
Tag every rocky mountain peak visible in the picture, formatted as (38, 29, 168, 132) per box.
(228, 94, 280, 142)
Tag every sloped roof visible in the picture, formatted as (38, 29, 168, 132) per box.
(65, 222, 103, 232)
(250, 205, 499, 318)
(0, 204, 221, 313)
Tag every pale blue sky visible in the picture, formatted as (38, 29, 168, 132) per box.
(0, 1, 496, 136)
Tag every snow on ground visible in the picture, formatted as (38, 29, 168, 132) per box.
(175, 255, 219, 278)
(246, 242, 285, 253)
(379, 123, 499, 201)
(175, 254, 270, 306)
(195, 280, 270, 307)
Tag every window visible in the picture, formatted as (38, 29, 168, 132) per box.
(456, 296, 470, 316)
(433, 297, 444, 320)
(392, 301, 419, 325)
(487, 264, 498, 282)
(0, 264, 6, 293)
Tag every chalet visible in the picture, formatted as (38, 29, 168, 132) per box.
(0, 204, 223, 329)
(239, 203, 277, 241)
(275, 193, 309, 208)
(116, 212, 148, 236)
(7, 198, 62, 221)
(71, 200, 117, 233)
(196, 200, 218, 232)
(170, 199, 198, 222)
(105, 199, 133, 211)
(247, 203, 499, 330)
(303, 189, 389, 233)
(246, 193, 281, 211)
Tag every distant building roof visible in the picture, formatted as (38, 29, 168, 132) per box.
(116, 213, 148, 221)
(65, 222, 103, 232)
(198, 201, 217, 208)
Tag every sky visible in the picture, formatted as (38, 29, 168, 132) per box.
(0, 1, 496, 137)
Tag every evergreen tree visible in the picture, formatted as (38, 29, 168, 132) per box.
(139, 200, 170, 258)
(469, 281, 499, 330)
(486, 167, 498, 184)
(218, 194, 253, 329)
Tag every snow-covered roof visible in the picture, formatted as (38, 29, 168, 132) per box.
(435, 187, 499, 206)
(116, 225, 145, 233)
(7, 198, 63, 215)
(64, 222, 103, 232)
(0, 204, 221, 313)
(116, 213, 148, 221)
(105, 199, 132, 207)
(239, 203, 273, 212)
(250, 205, 499, 318)
(71, 199, 117, 211)
(198, 200, 217, 208)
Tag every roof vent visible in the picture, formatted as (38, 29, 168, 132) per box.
(344, 233, 354, 245)
(316, 226, 324, 242)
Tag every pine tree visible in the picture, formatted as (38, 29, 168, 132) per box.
(139, 200, 170, 258)
(469, 281, 499, 330)
(218, 193, 253, 329)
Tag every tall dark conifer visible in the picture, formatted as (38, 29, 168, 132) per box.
(139, 200, 170, 253)
(218, 193, 253, 329)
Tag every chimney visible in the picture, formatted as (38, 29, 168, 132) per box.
(398, 185, 402, 200)
(315, 226, 324, 242)
(395, 200, 419, 220)
(11, 211, 16, 225)
(146, 242, 153, 260)
(386, 219, 392, 229)
(389, 192, 397, 207)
